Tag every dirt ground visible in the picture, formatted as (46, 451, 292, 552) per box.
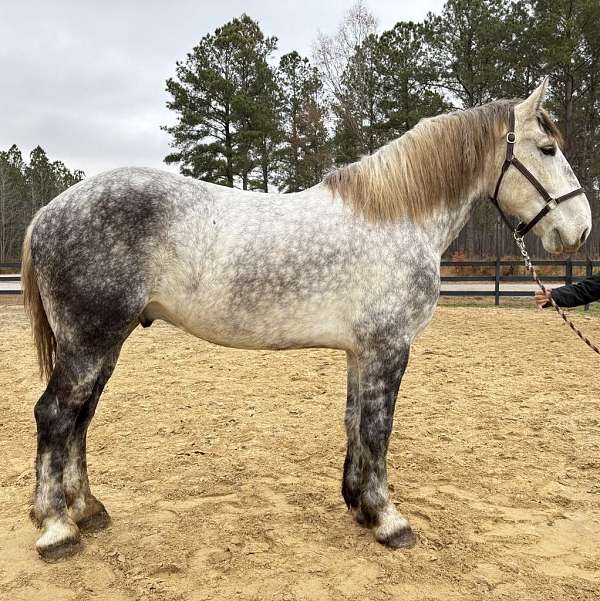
(0, 301, 599, 601)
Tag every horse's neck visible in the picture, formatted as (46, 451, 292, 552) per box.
(422, 186, 485, 255)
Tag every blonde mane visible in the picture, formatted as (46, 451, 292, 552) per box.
(324, 100, 518, 222)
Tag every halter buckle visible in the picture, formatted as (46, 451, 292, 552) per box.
(506, 132, 516, 144)
(546, 199, 558, 210)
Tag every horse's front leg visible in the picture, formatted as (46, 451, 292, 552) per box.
(355, 339, 416, 548)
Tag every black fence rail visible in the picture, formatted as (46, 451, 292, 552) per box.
(2, 260, 599, 307)
(441, 257, 600, 309)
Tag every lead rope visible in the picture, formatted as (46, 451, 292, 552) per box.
(514, 232, 600, 355)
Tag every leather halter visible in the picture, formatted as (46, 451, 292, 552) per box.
(489, 106, 584, 237)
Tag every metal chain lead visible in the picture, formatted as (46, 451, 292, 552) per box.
(514, 232, 600, 355)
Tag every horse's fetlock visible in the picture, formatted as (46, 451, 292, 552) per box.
(358, 499, 381, 528)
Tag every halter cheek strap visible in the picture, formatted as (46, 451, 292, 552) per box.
(489, 106, 584, 237)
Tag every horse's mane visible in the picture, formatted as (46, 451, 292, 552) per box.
(323, 99, 560, 223)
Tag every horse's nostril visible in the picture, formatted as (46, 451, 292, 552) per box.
(581, 228, 589, 244)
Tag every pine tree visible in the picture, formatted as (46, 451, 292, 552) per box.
(425, 0, 512, 108)
(164, 14, 280, 190)
(0, 146, 27, 262)
(28, 146, 59, 217)
(375, 22, 448, 140)
(0, 145, 82, 262)
(244, 48, 281, 192)
(276, 52, 330, 192)
(496, 0, 543, 99)
(532, 0, 600, 186)
(335, 33, 382, 160)
(535, 0, 600, 255)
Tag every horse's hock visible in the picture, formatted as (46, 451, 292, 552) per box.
(1, 301, 599, 600)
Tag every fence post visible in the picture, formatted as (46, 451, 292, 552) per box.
(566, 257, 573, 286)
(494, 255, 500, 306)
(585, 256, 592, 312)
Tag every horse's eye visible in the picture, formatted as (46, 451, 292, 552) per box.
(540, 145, 556, 156)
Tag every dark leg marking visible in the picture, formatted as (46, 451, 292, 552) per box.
(342, 352, 362, 512)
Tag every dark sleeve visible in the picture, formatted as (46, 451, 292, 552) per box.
(549, 272, 600, 308)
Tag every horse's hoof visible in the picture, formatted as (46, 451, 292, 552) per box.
(77, 507, 111, 532)
(37, 537, 82, 561)
(377, 525, 417, 549)
(69, 496, 111, 532)
(36, 517, 81, 561)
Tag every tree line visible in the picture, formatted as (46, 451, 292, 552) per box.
(0, 145, 83, 262)
(164, 0, 600, 257)
(1, 0, 598, 262)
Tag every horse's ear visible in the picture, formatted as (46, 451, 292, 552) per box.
(520, 76, 550, 115)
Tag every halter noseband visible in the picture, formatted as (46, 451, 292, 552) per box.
(489, 106, 584, 237)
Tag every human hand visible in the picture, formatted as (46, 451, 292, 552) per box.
(534, 289, 551, 310)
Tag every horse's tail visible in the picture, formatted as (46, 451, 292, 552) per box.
(22, 221, 55, 382)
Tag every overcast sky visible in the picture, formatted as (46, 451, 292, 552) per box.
(1, 0, 445, 176)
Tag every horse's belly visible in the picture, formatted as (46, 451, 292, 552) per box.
(144, 293, 354, 351)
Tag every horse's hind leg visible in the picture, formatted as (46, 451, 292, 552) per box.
(63, 345, 121, 531)
(32, 349, 107, 559)
(355, 339, 416, 548)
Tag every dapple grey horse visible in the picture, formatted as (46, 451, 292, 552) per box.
(22, 78, 590, 559)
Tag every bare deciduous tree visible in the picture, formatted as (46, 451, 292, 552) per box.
(313, 0, 378, 157)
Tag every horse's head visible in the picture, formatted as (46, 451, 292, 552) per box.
(493, 77, 591, 253)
